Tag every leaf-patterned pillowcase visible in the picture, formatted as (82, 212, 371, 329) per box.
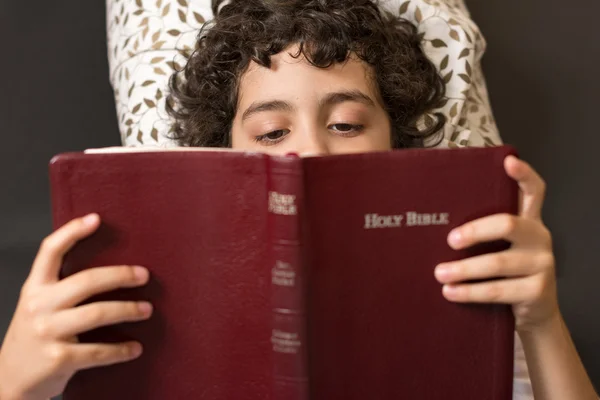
(107, 0, 503, 148)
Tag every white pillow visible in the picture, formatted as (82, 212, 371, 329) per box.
(106, 0, 503, 149)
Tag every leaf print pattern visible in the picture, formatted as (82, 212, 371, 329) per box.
(386, 0, 502, 149)
(106, 0, 209, 146)
(108, 0, 503, 150)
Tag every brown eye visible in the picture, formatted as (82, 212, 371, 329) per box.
(328, 124, 364, 136)
(254, 129, 290, 145)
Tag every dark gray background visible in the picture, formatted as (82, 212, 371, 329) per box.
(469, 0, 600, 390)
(1, 0, 598, 395)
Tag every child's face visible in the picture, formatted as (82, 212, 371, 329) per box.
(231, 45, 393, 156)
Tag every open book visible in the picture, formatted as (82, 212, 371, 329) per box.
(50, 145, 518, 400)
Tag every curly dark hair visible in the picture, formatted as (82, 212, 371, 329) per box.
(167, 0, 446, 148)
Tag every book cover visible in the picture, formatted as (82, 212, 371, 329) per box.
(50, 146, 518, 399)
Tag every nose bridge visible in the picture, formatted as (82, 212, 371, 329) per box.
(296, 123, 330, 157)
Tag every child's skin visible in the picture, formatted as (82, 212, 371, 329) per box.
(0, 49, 596, 400)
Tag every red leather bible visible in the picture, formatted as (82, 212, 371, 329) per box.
(50, 145, 518, 400)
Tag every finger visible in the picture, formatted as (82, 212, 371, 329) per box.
(47, 266, 150, 310)
(48, 301, 153, 339)
(29, 214, 101, 285)
(435, 250, 553, 284)
(441, 275, 542, 304)
(504, 156, 546, 220)
(448, 214, 547, 250)
(53, 341, 143, 372)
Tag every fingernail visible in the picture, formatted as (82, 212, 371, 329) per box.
(83, 213, 99, 226)
(443, 285, 459, 298)
(130, 342, 143, 358)
(133, 266, 149, 282)
(435, 265, 452, 280)
(138, 302, 153, 316)
(449, 230, 462, 245)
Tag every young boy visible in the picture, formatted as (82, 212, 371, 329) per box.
(0, 1, 597, 399)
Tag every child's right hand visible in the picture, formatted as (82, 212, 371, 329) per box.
(0, 214, 152, 400)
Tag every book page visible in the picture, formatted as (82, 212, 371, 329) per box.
(84, 146, 242, 154)
(83, 146, 320, 158)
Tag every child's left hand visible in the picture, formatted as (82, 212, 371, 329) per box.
(434, 155, 559, 333)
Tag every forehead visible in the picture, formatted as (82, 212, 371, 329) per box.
(237, 46, 379, 106)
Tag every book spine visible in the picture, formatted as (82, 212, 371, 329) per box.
(267, 155, 309, 400)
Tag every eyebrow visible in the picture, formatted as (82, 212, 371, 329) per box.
(319, 90, 376, 109)
(241, 100, 294, 122)
(241, 90, 376, 122)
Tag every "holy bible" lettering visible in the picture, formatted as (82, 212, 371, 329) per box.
(364, 212, 450, 229)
